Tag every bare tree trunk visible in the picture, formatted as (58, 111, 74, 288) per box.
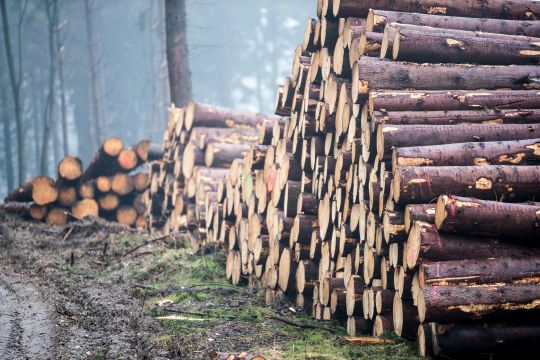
(84, 0, 102, 146)
(165, 0, 192, 107)
(158, 0, 170, 125)
(55, 11, 68, 156)
(1, 0, 27, 184)
(40, 0, 58, 176)
(0, 90, 14, 191)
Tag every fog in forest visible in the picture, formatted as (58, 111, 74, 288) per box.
(0, 0, 314, 198)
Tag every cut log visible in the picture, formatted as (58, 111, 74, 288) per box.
(394, 165, 540, 204)
(97, 193, 120, 212)
(184, 101, 274, 131)
(135, 140, 163, 162)
(117, 205, 138, 226)
(80, 137, 124, 181)
(417, 283, 540, 323)
(78, 181, 96, 199)
(424, 322, 540, 357)
(369, 89, 540, 114)
(352, 57, 540, 102)
(31, 177, 59, 206)
(373, 109, 540, 129)
(117, 148, 139, 172)
(405, 222, 540, 270)
(332, 0, 540, 20)
(57, 156, 83, 182)
(205, 143, 251, 168)
(378, 124, 540, 161)
(391, 24, 540, 65)
(435, 195, 540, 241)
(111, 173, 135, 196)
(72, 199, 99, 219)
(420, 257, 540, 287)
(367, 9, 540, 36)
(393, 138, 540, 171)
(404, 204, 436, 233)
(57, 186, 78, 207)
(46, 207, 68, 226)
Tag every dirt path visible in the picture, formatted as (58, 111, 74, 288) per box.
(0, 273, 56, 359)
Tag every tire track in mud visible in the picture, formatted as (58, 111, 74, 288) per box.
(0, 274, 56, 360)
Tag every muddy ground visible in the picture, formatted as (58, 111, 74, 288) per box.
(0, 210, 420, 360)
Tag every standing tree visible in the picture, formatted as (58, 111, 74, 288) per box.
(165, 0, 191, 107)
(40, 0, 58, 176)
(84, 0, 103, 147)
(55, 11, 68, 156)
(1, 0, 28, 184)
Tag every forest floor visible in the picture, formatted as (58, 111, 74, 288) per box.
(0, 210, 420, 360)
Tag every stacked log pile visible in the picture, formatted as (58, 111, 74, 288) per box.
(202, 0, 540, 357)
(4, 138, 160, 228)
(143, 102, 278, 242)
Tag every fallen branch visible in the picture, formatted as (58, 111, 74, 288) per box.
(343, 337, 395, 345)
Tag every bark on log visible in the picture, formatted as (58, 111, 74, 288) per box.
(135, 140, 163, 162)
(424, 322, 540, 357)
(394, 165, 540, 204)
(332, 0, 540, 20)
(417, 283, 540, 323)
(352, 57, 540, 102)
(377, 123, 540, 161)
(420, 257, 540, 287)
(369, 90, 540, 114)
(405, 222, 540, 270)
(435, 195, 540, 241)
(404, 204, 436, 233)
(393, 138, 540, 171)
(391, 24, 540, 65)
(367, 9, 540, 36)
(205, 143, 251, 168)
(184, 101, 274, 131)
(373, 109, 540, 129)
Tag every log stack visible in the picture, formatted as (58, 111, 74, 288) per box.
(201, 0, 540, 357)
(4, 138, 160, 228)
(143, 102, 279, 243)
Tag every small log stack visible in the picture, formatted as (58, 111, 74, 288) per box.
(3, 138, 160, 228)
(199, 0, 540, 358)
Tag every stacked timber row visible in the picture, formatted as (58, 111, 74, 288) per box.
(205, 0, 540, 357)
(4, 138, 160, 228)
(143, 102, 278, 241)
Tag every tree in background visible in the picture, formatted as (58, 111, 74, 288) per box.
(165, 0, 191, 107)
(1, 0, 28, 184)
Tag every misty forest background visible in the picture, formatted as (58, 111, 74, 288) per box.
(0, 0, 313, 198)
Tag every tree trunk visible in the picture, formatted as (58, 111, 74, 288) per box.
(377, 123, 540, 160)
(367, 9, 540, 36)
(332, 0, 540, 20)
(394, 165, 540, 204)
(404, 204, 435, 233)
(84, 0, 103, 146)
(369, 89, 540, 114)
(390, 24, 540, 65)
(435, 195, 540, 241)
(393, 138, 540, 171)
(405, 222, 540, 270)
(40, 0, 58, 176)
(1, 0, 26, 183)
(417, 283, 540, 323)
(55, 9, 68, 156)
(165, 0, 191, 107)
(352, 57, 540, 102)
(420, 257, 540, 287)
(0, 86, 14, 191)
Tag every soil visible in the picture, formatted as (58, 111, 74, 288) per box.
(0, 210, 165, 360)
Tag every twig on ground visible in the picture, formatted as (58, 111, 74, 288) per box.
(162, 307, 236, 320)
(120, 232, 181, 258)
